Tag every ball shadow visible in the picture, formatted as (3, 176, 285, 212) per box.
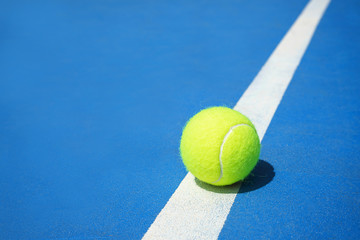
(194, 160, 275, 194)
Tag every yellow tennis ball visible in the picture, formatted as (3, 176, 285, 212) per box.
(180, 106, 261, 186)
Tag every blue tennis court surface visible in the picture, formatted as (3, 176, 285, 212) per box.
(1, 0, 359, 239)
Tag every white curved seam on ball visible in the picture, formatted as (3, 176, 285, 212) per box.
(211, 123, 250, 184)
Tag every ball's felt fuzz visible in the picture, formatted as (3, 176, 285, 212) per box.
(180, 106, 261, 186)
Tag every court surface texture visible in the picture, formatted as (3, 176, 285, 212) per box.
(1, 0, 359, 239)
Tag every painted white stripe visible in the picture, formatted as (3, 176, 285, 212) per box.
(235, 0, 330, 139)
(142, 0, 330, 239)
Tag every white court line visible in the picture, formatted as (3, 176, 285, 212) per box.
(142, 0, 330, 239)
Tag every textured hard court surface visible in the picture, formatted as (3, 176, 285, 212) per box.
(0, 0, 359, 239)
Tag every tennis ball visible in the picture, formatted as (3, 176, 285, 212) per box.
(180, 106, 260, 186)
